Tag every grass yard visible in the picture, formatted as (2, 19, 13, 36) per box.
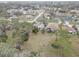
(0, 20, 79, 57)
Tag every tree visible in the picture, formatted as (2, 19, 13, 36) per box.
(51, 30, 72, 56)
(20, 30, 29, 43)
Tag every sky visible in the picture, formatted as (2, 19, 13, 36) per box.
(0, 0, 79, 1)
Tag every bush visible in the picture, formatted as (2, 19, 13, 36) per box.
(51, 29, 72, 56)
(0, 24, 6, 32)
(12, 30, 17, 38)
(32, 27, 38, 34)
(51, 44, 62, 49)
(0, 43, 16, 57)
(20, 30, 29, 42)
(15, 41, 22, 51)
(41, 29, 45, 34)
(0, 31, 8, 42)
(30, 51, 40, 57)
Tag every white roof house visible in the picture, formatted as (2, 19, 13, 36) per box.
(33, 22, 45, 30)
(9, 15, 17, 20)
(75, 21, 79, 31)
(75, 25, 79, 31)
(63, 21, 72, 28)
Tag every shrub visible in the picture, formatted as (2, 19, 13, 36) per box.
(30, 51, 40, 57)
(15, 41, 22, 51)
(51, 44, 62, 49)
(32, 27, 38, 34)
(41, 29, 45, 34)
(0, 43, 16, 57)
(0, 24, 6, 32)
(51, 29, 72, 56)
(20, 30, 29, 42)
(0, 31, 8, 42)
(12, 30, 17, 38)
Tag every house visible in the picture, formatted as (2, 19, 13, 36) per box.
(69, 10, 79, 15)
(43, 13, 51, 19)
(63, 21, 72, 28)
(33, 22, 45, 30)
(62, 21, 76, 33)
(26, 15, 33, 20)
(75, 25, 79, 31)
(9, 15, 17, 20)
(45, 23, 59, 32)
(67, 27, 76, 34)
(74, 20, 79, 31)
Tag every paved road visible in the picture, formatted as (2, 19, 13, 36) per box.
(25, 11, 44, 23)
(7, 11, 44, 23)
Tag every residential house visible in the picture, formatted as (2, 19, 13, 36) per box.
(33, 22, 45, 30)
(67, 27, 76, 34)
(45, 23, 59, 32)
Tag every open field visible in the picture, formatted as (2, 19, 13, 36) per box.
(0, 22, 79, 57)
